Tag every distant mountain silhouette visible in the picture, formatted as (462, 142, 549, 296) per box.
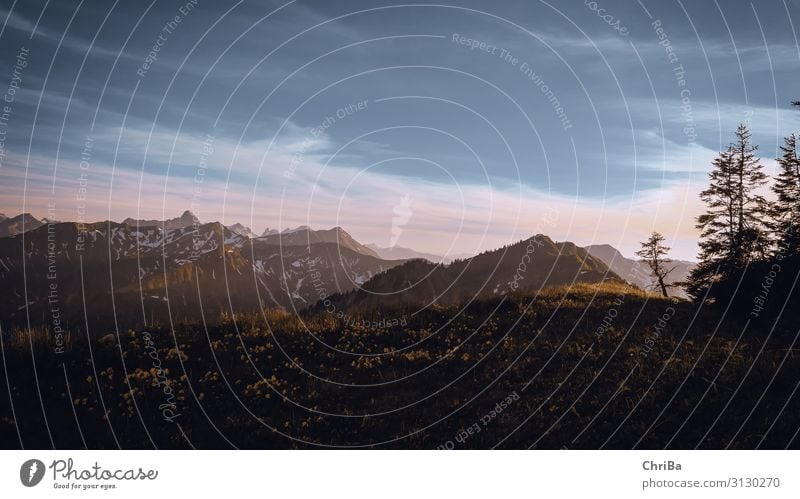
(585, 244, 694, 299)
(365, 243, 444, 263)
(0, 213, 44, 237)
(122, 210, 199, 230)
(257, 226, 381, 258)
(330, 235, 622, 310)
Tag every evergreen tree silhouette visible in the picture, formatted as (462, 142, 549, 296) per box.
(687, 125, 769, 300)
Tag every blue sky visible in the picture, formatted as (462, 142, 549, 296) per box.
(1, 0, 800, 259)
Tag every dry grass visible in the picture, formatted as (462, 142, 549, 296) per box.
(1, 285, 797, 450)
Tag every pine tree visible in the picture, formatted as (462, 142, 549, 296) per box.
(688, 149, 736, 298)
(730, 125, 770, 261)
(635, 232, 674, 297)
(771, 133, 800, 254)
(687, 125, 769, 300)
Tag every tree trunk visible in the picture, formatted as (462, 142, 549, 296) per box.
(658, 278, 669, 298)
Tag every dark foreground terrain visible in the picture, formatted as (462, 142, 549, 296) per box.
(1, 282, 798, 449)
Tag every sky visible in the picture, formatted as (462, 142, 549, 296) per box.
(1, 0, 800, 260)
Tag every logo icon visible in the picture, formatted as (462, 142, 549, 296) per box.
(20, 459, 45, 487)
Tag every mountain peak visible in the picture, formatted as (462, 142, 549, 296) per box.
(123, 211, 200, 230)
(585, 244, 626, 265)
(228, 222, 253, 237)
(0, 213, 44, 237)
(257, 225, 379, 258)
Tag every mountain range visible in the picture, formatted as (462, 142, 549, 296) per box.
(0, 216, 404, 331)
(0, 210, 692, 333)
(329, 236, 622, 311)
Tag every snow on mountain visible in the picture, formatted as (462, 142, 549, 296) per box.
(0, 219, 406, 332)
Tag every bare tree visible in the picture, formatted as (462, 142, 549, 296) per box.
(636, 232, 675, 298)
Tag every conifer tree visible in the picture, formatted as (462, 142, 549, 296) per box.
(730, 125, 770, 260)
(771, 133, 800, 254)
(687, 125, 769, 299)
